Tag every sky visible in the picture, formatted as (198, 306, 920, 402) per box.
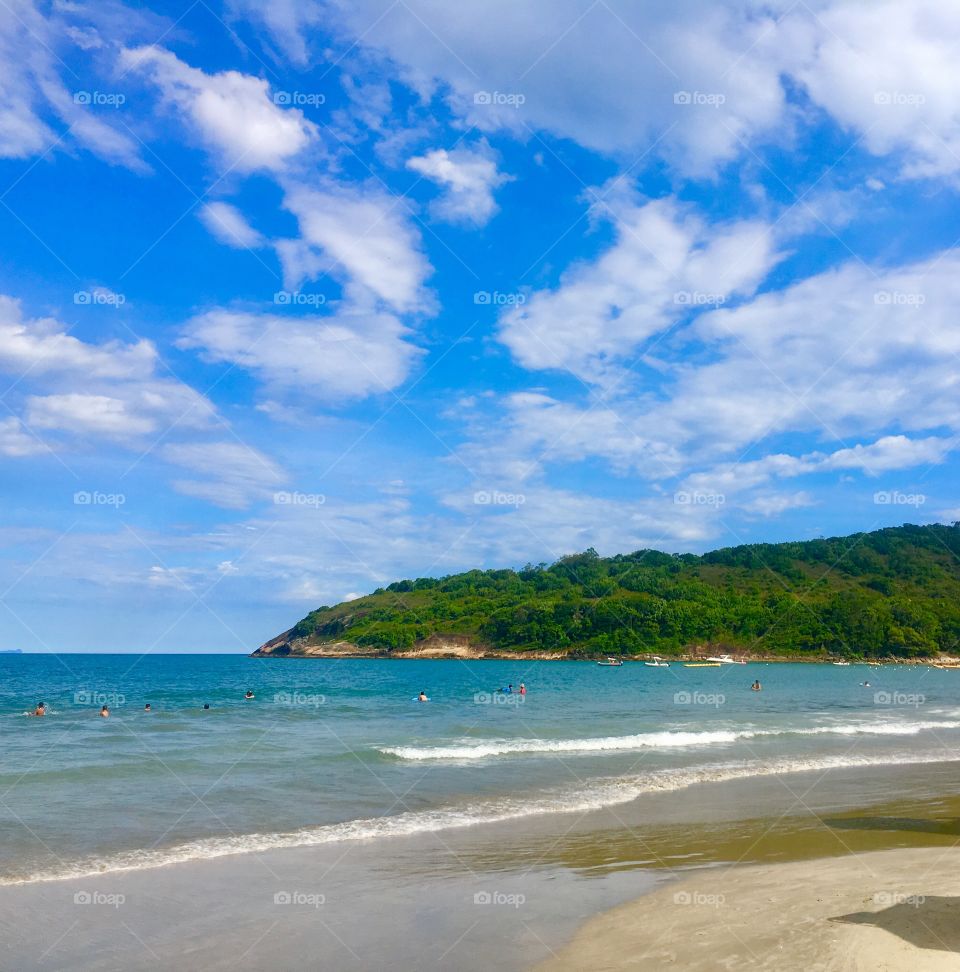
(1, 0, 959, 652)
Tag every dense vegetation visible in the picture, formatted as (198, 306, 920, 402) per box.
(280, 524, 960, 659)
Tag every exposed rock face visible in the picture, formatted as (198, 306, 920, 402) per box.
(251, 632, 566, 660)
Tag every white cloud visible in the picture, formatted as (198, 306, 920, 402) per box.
(406, 143, 510, 226)
(199, 202, 264, 249)
(0, 417, 44, 457)
(278, 181, 433, 313)
(121, 45, 316, 172)
(162, 441, 287, 509)
(0, 295, 217, 446)
(180, 303, 422, 402)
(499, 193, 781, 383)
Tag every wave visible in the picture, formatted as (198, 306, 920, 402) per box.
(4, 750, 957, 886)
(380, 720, 960, 760)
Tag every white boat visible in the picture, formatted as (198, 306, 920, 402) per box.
(832, 660, 851, 666)
(705, 654, 746, 665)
(644, 656, 670, 668)
(597, 657, 623, 667)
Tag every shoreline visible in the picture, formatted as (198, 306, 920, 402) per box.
(539, 845, 960, 971)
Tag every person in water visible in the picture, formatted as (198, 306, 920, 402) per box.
(519, 683, 526, 696)
(751, 680, 762, 691)
(507, 684, 514, 694)
(203, 703, 210, 710)
(418, 691, 428, 702)
(244, 690, 255, 699)
(100, 705, 109, 718)
(144, 703, 151, 712)
(32, 702, 46, 717)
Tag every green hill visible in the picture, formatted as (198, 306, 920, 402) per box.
(255, 523, 960, 660)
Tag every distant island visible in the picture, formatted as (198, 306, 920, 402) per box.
(253, 523, 960, 662)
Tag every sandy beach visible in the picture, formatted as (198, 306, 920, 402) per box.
(541, 845, 960, 971)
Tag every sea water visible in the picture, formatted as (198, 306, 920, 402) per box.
(2, 653, 958, 884)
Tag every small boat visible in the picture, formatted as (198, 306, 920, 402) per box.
(705, 654, 746, 665)
(684, 662, 722, 668)
(832, 660, 851, 666)
(597, 657, 623, 667)
(644, 656, 670, 668)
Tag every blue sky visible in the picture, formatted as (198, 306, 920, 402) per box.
(1, 0, 959, 652)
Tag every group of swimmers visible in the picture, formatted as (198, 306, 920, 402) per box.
(29, 690, 260, 717)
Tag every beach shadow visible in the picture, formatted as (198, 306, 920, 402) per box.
(833, 896, 960, 953)
(824, 816, 960, 837)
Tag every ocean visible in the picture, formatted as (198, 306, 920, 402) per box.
(2, 653, 959, 887)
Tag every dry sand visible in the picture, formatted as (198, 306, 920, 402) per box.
(540, 846, 960, 971)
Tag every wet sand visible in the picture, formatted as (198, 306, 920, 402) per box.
(540, 845, 960, 971)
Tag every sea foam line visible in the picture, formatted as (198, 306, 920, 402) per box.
(4, 750, 957, 886)
(379, 720, 960, 761)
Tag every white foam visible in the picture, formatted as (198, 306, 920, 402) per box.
(5, 750, 957, 886)
(380, 720, 960, 761)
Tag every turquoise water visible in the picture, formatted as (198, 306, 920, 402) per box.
(2, 654, 959, 884)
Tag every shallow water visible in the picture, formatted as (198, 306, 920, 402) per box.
(1, 653, 958, 884)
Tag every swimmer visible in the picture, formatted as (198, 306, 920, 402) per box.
(144, 703, 151, 711)
(32, 702, 46, 717)
(507, 684, 514, 694)
(99, 705, 109, 718)
(203, 703, 210, 710)
(519, 683, 526, 696)
(417, 691, 429, 702)
(244, 690, 255, 700)
(751, 680, 762, 691)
